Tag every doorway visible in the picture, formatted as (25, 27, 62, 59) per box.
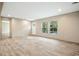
(32, 22, 36, 34)
(1, 17, 11, 39)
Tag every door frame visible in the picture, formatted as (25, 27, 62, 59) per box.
(0, 16, 12, 39)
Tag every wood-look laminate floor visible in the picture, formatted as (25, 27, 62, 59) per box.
(0, 36, 79, 56)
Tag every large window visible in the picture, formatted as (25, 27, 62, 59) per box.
(49, 21, 57, 33)
(42, 22, 48, 33)
(42, 21, 57, 34)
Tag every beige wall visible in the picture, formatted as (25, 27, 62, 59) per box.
(0, 2, 3, 15)
(0, 17, 31, 39)
(0, 17, 2, 39)
(0, 3, 3, 39)
(12, 18, 31, 38)
(32, 11, 79, 43)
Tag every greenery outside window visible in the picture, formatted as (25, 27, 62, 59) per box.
(42, 22, 48, 33)
(50, 21, 57, 33)
(41, 21, 57, 34)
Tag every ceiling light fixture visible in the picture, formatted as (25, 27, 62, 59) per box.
(58, 8, 62, 12)
(8, 14, 11, 17)
(72, 2, 79, 4)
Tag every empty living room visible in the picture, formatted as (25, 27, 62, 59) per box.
(0, 1, 79, 57)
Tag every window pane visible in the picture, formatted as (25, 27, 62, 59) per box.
(50, 21, 57, 33)
(42, 22, 48, 33)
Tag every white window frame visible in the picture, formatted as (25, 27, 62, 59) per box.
(41, 21, 57, 35)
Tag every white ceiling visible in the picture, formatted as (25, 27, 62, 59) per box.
(1, 2, 79, 21)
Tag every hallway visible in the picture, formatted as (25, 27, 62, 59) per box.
(0, 36, 79, 56)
